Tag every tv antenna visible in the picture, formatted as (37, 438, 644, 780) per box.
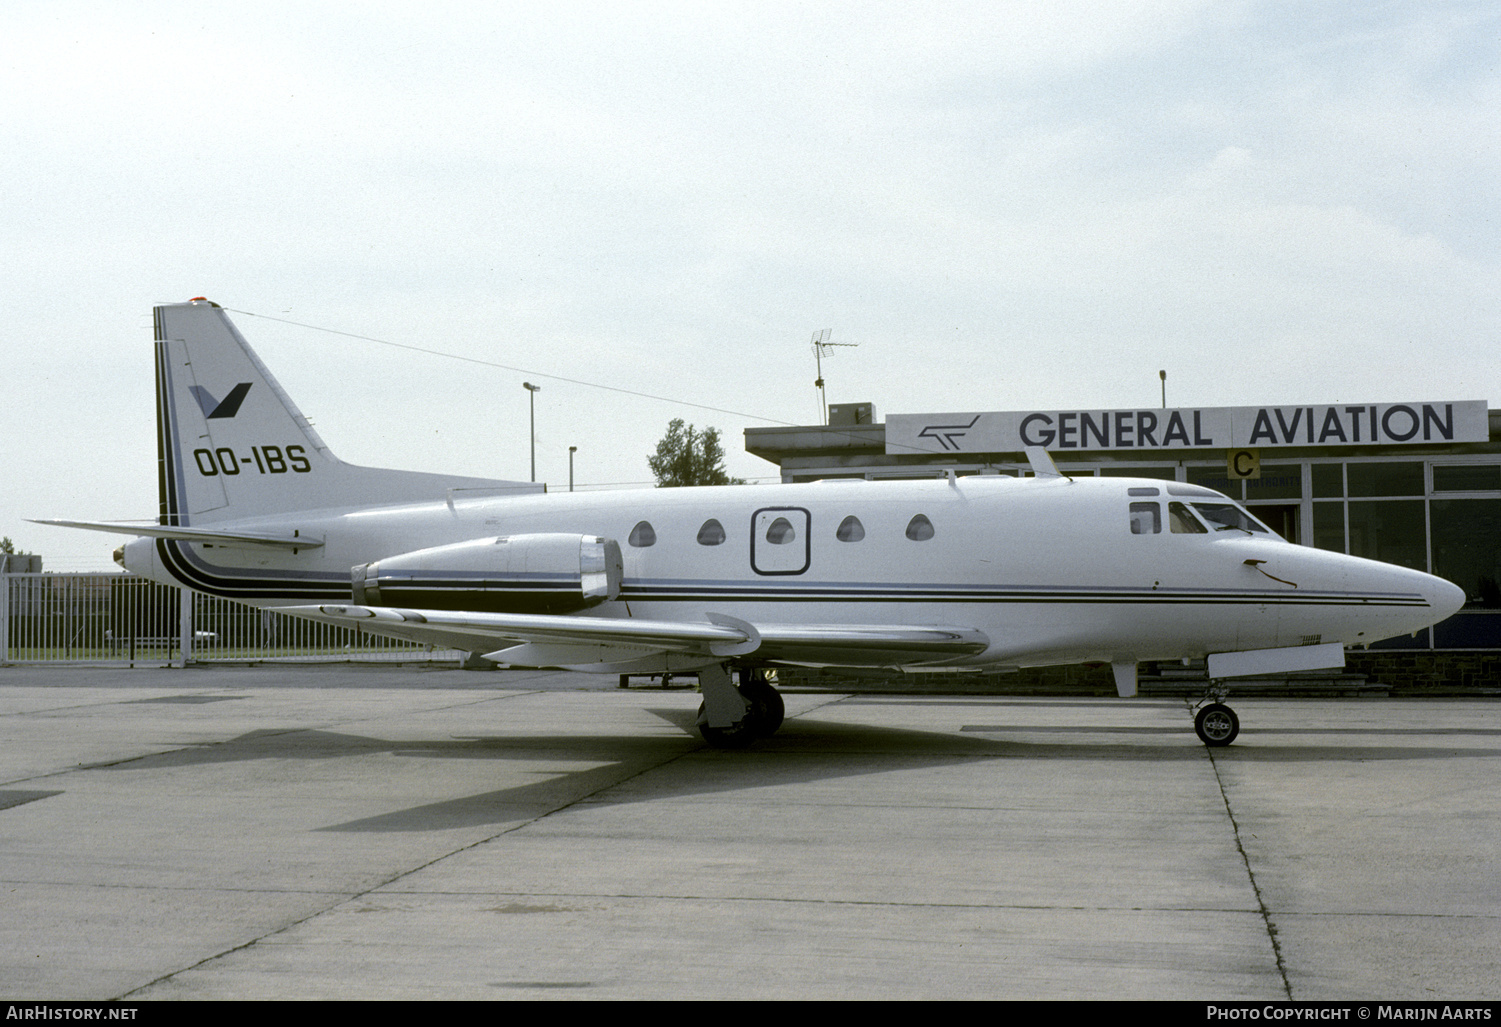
(811, 329, 858, 425)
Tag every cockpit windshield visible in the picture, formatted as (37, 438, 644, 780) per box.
(1190, 503, 1272, 534)
(1127, 491, 1280, 538)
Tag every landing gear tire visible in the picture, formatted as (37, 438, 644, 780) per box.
(697, 711, 758, 749)
(738, 670, 785, 737)
(696, 670, 785, 748)
(1195, 703, 1240, 747)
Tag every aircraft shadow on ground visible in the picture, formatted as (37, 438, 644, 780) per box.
(76, 708, 1501, 834)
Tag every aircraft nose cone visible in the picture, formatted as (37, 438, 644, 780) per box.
(1426, 574, 1466, 623)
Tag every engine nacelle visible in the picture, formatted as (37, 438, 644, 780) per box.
(352, 533, 622, 614)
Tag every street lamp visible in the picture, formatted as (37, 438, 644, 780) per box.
(569, 446, 577, 492)
(522, 382, 541, 482)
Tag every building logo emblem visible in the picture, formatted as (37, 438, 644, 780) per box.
(917, 415, 981, 451)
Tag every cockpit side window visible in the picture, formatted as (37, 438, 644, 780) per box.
(1129, 502, 1161, 535)
(1169, 502, 1208, 534)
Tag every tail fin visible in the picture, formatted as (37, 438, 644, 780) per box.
(155, 299, 537, 526)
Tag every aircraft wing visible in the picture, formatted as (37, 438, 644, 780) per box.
(288, 604, 989, 669)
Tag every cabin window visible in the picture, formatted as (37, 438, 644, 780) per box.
(836, 515, 865, 542)
(696, 519, 726, 546)
(628, 521, 657, 547)
(905, 514, 934, 541)
(765, 516, 797, 545)
(1129, 503, 1161, 535)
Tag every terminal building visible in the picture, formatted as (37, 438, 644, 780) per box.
(745, 400, 1501, 689)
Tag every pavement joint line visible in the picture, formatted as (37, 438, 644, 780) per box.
(112, 723, 705, 1000)
(356, 890, 1269, 914)
(1206, 739, 1293, 1000)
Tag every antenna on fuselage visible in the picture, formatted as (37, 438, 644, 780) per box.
(1025, 445, 1072, 482)
(811, 329, 858, 425)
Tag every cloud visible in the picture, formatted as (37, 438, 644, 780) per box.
(4, 1, 1499, 568)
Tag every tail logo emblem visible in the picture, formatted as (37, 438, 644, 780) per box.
(190, 383, 253, 419)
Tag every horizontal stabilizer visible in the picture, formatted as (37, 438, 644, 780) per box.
(31, 519, 324, 550)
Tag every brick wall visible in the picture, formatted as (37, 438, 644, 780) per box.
(776, 652, 1501, 696)
(1344, 651, 1501, 693)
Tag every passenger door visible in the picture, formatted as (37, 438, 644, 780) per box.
(751, 507, 811, 575)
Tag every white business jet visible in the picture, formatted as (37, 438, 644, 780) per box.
(40, 300, 1465, 747)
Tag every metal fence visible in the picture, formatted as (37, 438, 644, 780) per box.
(1, 572, 457, 666)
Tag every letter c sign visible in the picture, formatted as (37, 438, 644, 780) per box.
(1227, 449, 1260, 480)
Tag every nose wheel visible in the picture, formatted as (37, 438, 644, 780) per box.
(1194, 702, 1240, 747)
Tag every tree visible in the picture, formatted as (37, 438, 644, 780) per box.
(0, 536, 26, 571)
(648, 419, 745, 487)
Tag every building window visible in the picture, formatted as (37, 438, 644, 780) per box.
(836, 515, 865, 542)
(905, 514, 934, 541)
(1245, 464, 1303, 501)
(628, 521, 656, 548)
(1431, 498, 1501, 607)
(1102, 467, 1177, 480)
(1312, 502, 1345, 553)
(1433, 465, 1501, 492)
(1348, 501, 1426, 571)
(696, 519, 725, 546)
(1187, 466, 1241, 498)
(1311, 463, 1343, 498)
(1348, 461, 1423, 498)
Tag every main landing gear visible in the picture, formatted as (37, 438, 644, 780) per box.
(696, 666, 785, 748)
(1192, 685, 1240, 747)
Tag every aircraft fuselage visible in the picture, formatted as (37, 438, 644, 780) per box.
(123, 472, 1455, 671)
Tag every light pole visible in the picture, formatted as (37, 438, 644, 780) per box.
(568, 446, 577, 492)
(1159, 370, 1166, 409)
(522, 382, 541, 482)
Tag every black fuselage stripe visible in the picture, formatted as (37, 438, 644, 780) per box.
(621, 593, 1428, 607)
(151, 539, 1431, 610)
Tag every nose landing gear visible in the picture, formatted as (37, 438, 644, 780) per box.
(1191, 681, 1240, 746)
(1194, 702, 1240, 746)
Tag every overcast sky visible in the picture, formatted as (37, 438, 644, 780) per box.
(5, 1, 1499, 570)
